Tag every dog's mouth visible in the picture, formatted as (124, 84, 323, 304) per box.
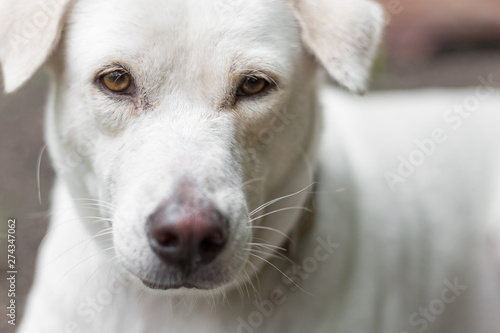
(121, 255, 239, 292)
(133, 259, 242, 291)
(141, 280, 207, 291)
(138, 260, 234, 291)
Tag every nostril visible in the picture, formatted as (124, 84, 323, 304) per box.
(199, 230, 226, 262)
(147, 223, 187, 265)
(154, 229, 180, 248)
(201, 232, 224, 249)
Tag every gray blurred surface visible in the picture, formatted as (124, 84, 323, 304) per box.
(0, 72, 53, 333)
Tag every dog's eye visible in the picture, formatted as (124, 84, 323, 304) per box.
(237, 76, 269, 97)
(102, 70, 132, 93)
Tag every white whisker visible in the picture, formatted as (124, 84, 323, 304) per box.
(75, 256, 119, 301)
(56, 246, 115, 286)
(242, 176, 266, 188)
(249, 253, 313, 296)
(249, 206, 312, 223)
(249, 248, 286, 262)
(247, 226, 293, 243)
(36, 145, 47, 205)
(248, 242, 287, 252)
(248, 247, 297, 266)
(250, 182, 316, 216)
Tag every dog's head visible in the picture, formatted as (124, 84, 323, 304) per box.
(1, 0, 383, 291)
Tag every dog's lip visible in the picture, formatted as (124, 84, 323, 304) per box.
(141, 279, 211, 291)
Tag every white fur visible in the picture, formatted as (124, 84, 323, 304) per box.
(1, 0, 499, 332)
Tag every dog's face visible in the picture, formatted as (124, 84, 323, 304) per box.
(60, 0, 316, 290)
(1, 0, 383, 291)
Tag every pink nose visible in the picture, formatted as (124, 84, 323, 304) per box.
(147, 200, 229, 270)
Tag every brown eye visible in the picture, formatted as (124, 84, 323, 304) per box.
(237, 76, 269, 96)
(102, 70, 132, 93)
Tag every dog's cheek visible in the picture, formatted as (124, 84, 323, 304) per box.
(92, 98, 138, 134)
(237, 143, 266, 211)
(232, 102, 293, 210)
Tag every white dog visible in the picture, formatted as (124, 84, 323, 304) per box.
(1, 0, 499, 332)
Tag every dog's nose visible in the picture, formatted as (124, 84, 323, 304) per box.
(147, 201, 229, 269)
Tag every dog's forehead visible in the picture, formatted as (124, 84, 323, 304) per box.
(67, 0, 301, 76)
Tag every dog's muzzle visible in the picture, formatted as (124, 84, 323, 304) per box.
(145, 191, 229, 289)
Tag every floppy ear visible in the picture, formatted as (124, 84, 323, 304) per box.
(0, 0, 72, 93)
(291, 0, 385, 93)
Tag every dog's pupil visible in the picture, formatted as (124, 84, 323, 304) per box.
(104, 71, 131, 92)
(243, 77, 265, 94)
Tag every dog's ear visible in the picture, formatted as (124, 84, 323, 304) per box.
(291, 0, 385, 93)
(0, 0, 72, 93)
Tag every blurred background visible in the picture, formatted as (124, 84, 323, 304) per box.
(0, 0, 499, 331)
